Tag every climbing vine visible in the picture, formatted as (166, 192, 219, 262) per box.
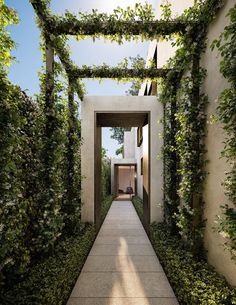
(161, 72, 180, 233)
(30, 0, 186, 41)
(212, 4, 236, 259)
(160, 0, 225, 253)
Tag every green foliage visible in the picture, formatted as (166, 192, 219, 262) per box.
(0, 0, 19, 69)
(30, 0, 181, 95)
(160, 0, 225, 253)
(131, 196, 144, 226)
(3, 225, 96, 305)
(110, 127, 125, 158)
(0, 2, 83, 288)
(212, 4, 236, 258)
(101, 195, 113, 223)
(110, 127, 125, 144)
(0, 72, 42, 284)
(115, 145, 124, 157)
(101, 149, 111, 200)
(150, 222, 236, 305)
(61, 80, 82, 235)
(1, 0, 233, 298)
(31, 0, 186, 41)
(160, 1, 172, 21)
(175, 70, 208, 249)
(160, 73, 180, 232)
(126, 55, 145, 96)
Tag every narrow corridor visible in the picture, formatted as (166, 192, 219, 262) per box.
(67, 201, 179, 305)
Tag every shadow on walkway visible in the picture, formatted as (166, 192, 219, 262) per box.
(66, 201, 179, 305)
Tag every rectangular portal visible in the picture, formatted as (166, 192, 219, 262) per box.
(81, 96, 163, 230)
(115, 164, 137, 199)
(95, 111, 150, 231)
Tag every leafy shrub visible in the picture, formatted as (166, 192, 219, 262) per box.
(150, 223, 236, 305)
(0, 73, 42, 282)
(3, 225, 96, 305)
(2, 194, 113, 305)
(101, 148, 111, 200)
(101, 195, 113, 222)
(132, 195, 144, 225)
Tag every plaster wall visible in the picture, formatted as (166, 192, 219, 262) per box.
(124, 129, 136, 159)
(81, 96, 163, 224)
(200, 0, 236, 286)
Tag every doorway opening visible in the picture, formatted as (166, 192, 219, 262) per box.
(114, 164, 137, 201)
(95, 111, 150, 231)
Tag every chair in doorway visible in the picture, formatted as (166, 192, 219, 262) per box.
(126, 187, 134, 198)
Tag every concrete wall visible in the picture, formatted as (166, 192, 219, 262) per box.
(124, 129, 136, 159)
(200, 0, 236, 286)
(81, 96, 163, 224)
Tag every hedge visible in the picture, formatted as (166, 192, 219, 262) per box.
(101, 194, 113, 223)
(2, 225, 95, 305)
(131, 195, 145, 226)
(2, 195, 113, 305)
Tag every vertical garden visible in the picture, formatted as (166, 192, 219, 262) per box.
(0, 0, 84, 290)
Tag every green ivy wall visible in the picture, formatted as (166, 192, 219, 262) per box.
(201, 0, 236, 286)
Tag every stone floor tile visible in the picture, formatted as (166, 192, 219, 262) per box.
(70, 272, 176, 298)
(89, 244, 156, 256)
(66, 201, 179, 305)
(94, 236, 151, 245)
(67, 298, 179, 305)
(98, 228, 147, 237)
(82, 255, 163, 272)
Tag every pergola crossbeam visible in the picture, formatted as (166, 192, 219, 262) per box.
(71, 67, 171, 80)
(51, 20, 188, 37)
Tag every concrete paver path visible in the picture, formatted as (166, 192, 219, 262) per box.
(67, 201, 179, 305)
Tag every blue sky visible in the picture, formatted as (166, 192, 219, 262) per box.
(6, 0, 158, 157)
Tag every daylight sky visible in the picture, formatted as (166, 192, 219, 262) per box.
(6, 0, 158, 157)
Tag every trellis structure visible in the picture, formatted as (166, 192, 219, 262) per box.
(30, 0, 225, 252)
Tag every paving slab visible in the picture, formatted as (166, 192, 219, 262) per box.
(66, 201, 178, 305)
(70, 272, 176, 298)
(89, 243, 156, 256)
(67, 298, 179, 305)
(94, 235, 151, 245)
(82, 255, 164, 272)
(98, 228, 146, 237)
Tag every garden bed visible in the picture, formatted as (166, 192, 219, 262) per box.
(132, 196, 236, 305)
(3, 195, 113, 305)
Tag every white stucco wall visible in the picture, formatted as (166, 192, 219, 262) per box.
(81, 96, 163, 224)
(124, 129, 136, 159)
(201, 0, 236, 286)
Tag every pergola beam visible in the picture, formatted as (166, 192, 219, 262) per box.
(30, 1, 189, 38)
(71, 66, 171, 80)
(52, 20, 188, 37)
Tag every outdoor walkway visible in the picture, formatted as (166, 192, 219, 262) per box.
(67, 201, 179, 305)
